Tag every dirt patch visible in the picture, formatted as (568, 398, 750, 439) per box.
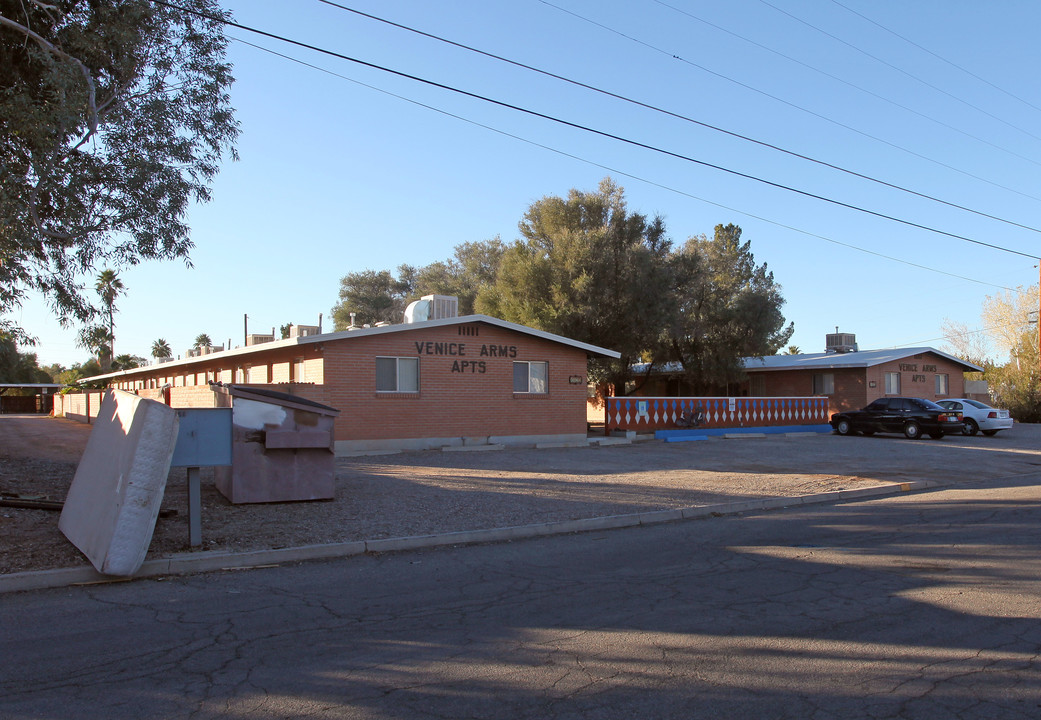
(4, 415, 1039, 575)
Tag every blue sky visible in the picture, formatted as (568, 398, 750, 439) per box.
(15, 0, 1041, 367)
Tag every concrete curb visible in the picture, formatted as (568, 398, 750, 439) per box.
(0, 480, 938, 595)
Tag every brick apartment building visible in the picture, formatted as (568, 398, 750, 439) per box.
(85, 312, 619, 453)
(633, 343, 983, 416)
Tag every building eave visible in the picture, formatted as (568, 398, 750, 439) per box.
(741, 347, 984, 373)
(79, 315, 620, 383)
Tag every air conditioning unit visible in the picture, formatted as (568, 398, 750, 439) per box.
(290, 324, 320, 338)
(404, 294, 460, 323)
(825, 332, 858, 353)
(246, 333, 275, 346)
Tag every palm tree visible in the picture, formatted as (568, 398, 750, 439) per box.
(194, 333, 212, 350)
(95, 269, 125, 367)
(151, 338, 172, 360)
(111, 354, 142, 371)
(78, 325, 113, 368)
(786, 345, 801, 355)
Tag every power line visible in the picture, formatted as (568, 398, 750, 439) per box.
(894, 319, 1035, 352)
(315, 0, 1041, 236)
(151, 0, 1040, 261)
(826, 0, 1041, 117)
(757, 0, 1041, 144)
(227, 33, 1017, 293)
(646, 0, 1041, 199)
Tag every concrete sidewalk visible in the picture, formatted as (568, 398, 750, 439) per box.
(0, 479, 932, 594)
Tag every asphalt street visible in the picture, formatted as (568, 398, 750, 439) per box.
(3, 471, 1040, 719)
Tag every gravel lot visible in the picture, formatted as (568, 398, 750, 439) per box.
(3, 415, 1039, 575)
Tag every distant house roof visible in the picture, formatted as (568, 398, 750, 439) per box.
(82, 314, 621, 382)
(633, 347, 984, 376)
(742, 347, 983, 373)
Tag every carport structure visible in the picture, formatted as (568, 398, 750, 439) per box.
(0, 384, 62, 414)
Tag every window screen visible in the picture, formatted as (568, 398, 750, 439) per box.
(513, 361, 548, 393)
(376, 357, 419, 392)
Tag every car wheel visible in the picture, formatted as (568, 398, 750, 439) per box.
(903, 421, 921, 439)
(963, 418, 979, 436)
(982, 430, 998, 436)
(835, 418, 853, 436)
(929, 431, 944, 439)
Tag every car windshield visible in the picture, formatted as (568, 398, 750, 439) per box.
(910, 398, 944, 410)
(963, 399, 991, 409)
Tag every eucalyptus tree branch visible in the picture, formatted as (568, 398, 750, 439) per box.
(0, 13, 99, 137)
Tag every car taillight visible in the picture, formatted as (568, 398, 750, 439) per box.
(987, 411, 997, 418)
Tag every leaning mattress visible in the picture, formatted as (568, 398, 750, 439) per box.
(59, 390, 179, 576)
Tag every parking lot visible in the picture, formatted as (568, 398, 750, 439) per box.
(2, 415, 1039, 575)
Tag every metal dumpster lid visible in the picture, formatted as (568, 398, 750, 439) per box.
(213, 383, 340, 416)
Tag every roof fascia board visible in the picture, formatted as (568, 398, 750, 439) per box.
(79, 315, 620, 382)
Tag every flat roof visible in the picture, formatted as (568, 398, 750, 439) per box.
(633, 347, 984, 375)
(80, 314, 621, 382)
(742, 347, 984, 373)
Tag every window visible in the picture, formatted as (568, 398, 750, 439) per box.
(376, 357, 419, 392)
(935, 373, 949, 395)
(812, 373, 834, 395)
(513, 361, 548, 393)
(750, 375, 765, 395)
(884, 372, 900, 394)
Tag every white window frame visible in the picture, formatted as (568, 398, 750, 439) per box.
(513, 361, 548, 394)
(935, 373, 949, 395)
(812, 372, 834, 395)
(884, 372, 901, 394)
(376, 356, 419, 393)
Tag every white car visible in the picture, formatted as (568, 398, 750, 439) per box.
(937, 398, 1013, 436)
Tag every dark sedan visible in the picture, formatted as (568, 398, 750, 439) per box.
(830, 397, 964, 439)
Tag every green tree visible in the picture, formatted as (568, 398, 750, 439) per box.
(111, 354, 143, 371)
(414, 238, 506, 315)
(665, 224, 794, 393)
(0, 0, 239, 341)
(94, 269, 124, 366)
(40, 362, 66, 381)
(331, 267, 415, 329)
(59, 359, 103, 387)
(477, 179, 673, 393)
(194, 333, 212, 350)
(0, 333, 52, 383)
(151, 338, 172, 360)
(786, 345, 801, 355)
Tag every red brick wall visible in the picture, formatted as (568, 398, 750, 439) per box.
(870, 353, 966, 403)
(322, 323, 589, 442)
(754, 351, 968, 414)
(759, 368, 867, 415)
(97, 322, 593, 446)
